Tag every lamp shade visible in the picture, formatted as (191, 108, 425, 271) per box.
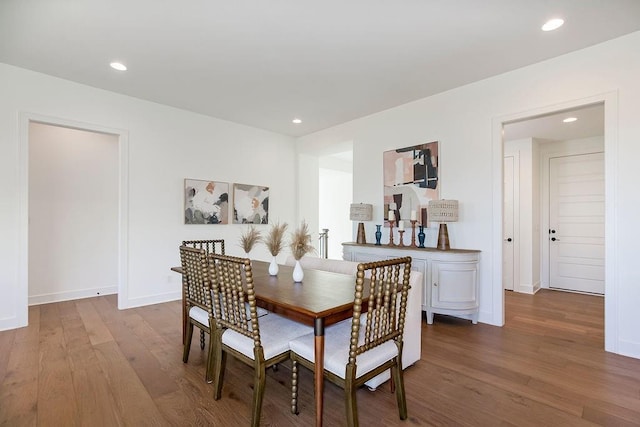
(428, 199, 459, 223)
(350, 203, 373, 221)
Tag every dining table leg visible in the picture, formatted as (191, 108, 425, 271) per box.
(314, 318, 325, 427)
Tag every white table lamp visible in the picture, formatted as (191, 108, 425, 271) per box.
(350, 203, 373, 244)
(428, 199, 459, 250)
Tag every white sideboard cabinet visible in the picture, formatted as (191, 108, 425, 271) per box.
(342, 242, 480, 324)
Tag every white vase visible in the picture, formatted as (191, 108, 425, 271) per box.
(268, 256, 279, 276)
(292, 260, 304, 282)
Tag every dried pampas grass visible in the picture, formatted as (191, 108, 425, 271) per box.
(239, 225, 262, 253)
(289, 221, 315, 260)
(264, 222, 288, 256)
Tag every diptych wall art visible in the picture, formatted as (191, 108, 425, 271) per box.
(383, 141, 439, 226)
(233, 183, 269, 224)
(184, 179, 229, 224)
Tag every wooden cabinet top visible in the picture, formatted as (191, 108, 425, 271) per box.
(342, 242, 480, 254)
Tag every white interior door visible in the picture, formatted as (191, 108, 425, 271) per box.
(503, 156, 515, 291)
(549, 153, 604, 294)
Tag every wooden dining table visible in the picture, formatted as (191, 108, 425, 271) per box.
(172, 260, 360, 427)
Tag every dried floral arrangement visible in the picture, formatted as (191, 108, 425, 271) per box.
(264, 222, 288, 256)
(289, 220, 315, 260)
(239, 225, 262, 253)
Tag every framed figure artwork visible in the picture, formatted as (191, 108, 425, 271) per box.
(383, 141, 439, 226)
(184, 179, 229, 224)
(233, 183, 269, 224)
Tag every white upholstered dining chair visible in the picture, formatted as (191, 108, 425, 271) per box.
(179, 245, 216, 383)
(208, 253, 313, 427)
(284, 254, 360, 275)
(181, 239, 226, 349)
(289, 257, 413, 427)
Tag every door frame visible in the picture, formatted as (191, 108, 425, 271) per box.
(491, 91, 618, 353)
(17, 112, 130, 327)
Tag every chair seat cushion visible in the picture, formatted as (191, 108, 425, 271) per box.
(189, 306, 210, 326)
(289, 318, 398, 380)
(222, 313, 313, 360)
(253, 304, 270, 318)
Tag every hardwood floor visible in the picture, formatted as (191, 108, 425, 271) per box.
(1, 290, 639, 426)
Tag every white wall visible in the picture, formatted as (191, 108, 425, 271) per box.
(0, 63, 297, 330)
(296, 32, 640, 359)
(29, 123, 119, 304)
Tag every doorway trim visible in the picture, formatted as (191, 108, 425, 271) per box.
(18, 112, 129, 326)
(491, 91, 618, 353)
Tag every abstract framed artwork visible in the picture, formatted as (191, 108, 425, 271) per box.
(233, 183, 269, 224)
(383, 141, 439, 226)
(184, 179, 229, 224)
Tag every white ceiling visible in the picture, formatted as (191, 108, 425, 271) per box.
(503, 103, 604, 142)
(1, 1, 639, 137)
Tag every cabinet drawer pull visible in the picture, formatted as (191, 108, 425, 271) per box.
(433, 283, 437, 287)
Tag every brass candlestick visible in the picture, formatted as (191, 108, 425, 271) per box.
(387, 220, 395, 246)
(398, 229, 405, 247)
(410, 220, 417, 247)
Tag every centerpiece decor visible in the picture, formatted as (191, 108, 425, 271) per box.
(289, 220, 314, 282)
(239, 225, 262, 254)
(264, 222, 288, 276)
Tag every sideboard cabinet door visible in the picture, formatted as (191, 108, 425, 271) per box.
(429, 260, 479, 324)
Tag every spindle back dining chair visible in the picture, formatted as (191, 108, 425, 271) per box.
(179, 245, 216, 383)
(181, 239, 225, 348)
(289, 257, 412, 427)
(208, 253, 313, 427)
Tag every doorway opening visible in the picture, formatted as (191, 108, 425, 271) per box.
(501, 101, 606, 346)
(18, 113, 129, 328)
(29, 122, 120, 305)
(318, 150, 353, 260)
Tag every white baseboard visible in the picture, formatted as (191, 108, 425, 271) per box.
(0, 315, 27, 332)
(532, 281, 541, 293)
(29, 287, 181, 311)
(617, 339, 640, 360)
(29, 286, 118, 306)
(515, 282, 535, 294)
(120, 291, 181, 309)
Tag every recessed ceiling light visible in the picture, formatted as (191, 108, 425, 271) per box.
(292, 118, 302, 124)
(542, 18, 564, 32)
(563, 117, 577, 123)
(110, 62, 127, 71)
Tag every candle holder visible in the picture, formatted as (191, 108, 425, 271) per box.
(410, 220, 417, 247)
(387, 220, 396, 246)
(398, 229, 405, 247)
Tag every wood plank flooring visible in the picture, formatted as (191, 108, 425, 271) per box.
(1, 289, 639, 426)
